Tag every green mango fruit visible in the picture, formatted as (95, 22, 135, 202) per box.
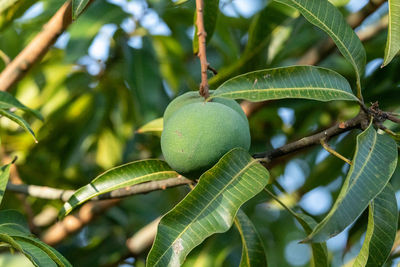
(161, 93, 251, 177)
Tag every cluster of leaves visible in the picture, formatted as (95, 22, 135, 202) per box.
(0, 0, 399, 266)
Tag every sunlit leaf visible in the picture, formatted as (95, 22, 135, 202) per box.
(193, 0, 219, 54)
(59, 159, 179, 217)
(234, 209, 267, 267)
(0, 210, 71, 267)
(146, 148, 269, 267)
(0, 109, 37, 142)
(275, 0, 366, 96)
(0, 163, 11, 206)
(0, 91, 42, 120)
(210, 66, 358, 102)
(382, 0, 400, 66)
(137, 117, 163, 135)
(305, 124, 398, 242)
(353, 184, 398, 267)
(72, 0, 90, 19)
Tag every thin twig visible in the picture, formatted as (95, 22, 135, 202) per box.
(41, 199, 119, 246)
(6, 177, 192, 201)
(195, 0, 210, 99)
(254, 110, 369, 162)
(320, 138, 353, 165)
(0, 49, 10, 65)
(0, 0, 93, 91)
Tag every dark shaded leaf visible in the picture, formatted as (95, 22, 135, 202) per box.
(146, 148, 269, 267)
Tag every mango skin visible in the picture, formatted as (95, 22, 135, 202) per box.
(161, 101, 251, 176)
(163, 91, 247, 126)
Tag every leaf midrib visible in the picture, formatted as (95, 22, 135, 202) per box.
(153, 159, 257, 266)
(214, 87, 356, 99)
(314, 129, 378, 234)
(285, 0, 360, 79)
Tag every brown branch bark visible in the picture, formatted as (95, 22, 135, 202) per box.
(126, 217, 161, 255)
(41, 199, 119, 246)
(6, 177, 192, 201)
(241, 0, 387, 117)
(253, 110, 370, 162)
(196, 0, 210, 99)
(0, 0, 93, 91)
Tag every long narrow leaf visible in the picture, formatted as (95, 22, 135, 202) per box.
(0, 109, 37, 142)
(60, 159, 179, 217)
(210, 66, 358, 102)
(275, 0, 366, 96)
(0, 163, 11, 206)
(146, 148, 269, 267)
(383, 0, 400, 66)
(265, 188, 329, 267)
(234, 210, 268, 267)
(353, 184, 398, 267)
(72, 0, 90, 19)
(0, 91, 43, 120)
(13, 236, 72, 267)
(305, 124, 398, 242)
(0, 210, 31, 236)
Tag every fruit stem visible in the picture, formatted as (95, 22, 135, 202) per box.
(196, 0, 210, 99)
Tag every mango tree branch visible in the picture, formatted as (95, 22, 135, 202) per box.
(6, 176, 192, 201)
(196, 0, 210, 99)
(0, 0, 93, 91)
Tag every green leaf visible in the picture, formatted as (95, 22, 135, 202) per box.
(382, 0, 400, 66)
(193, 0, 219, 54)
(146, 148, 269, 267)
(305, 124, 398, 242)
(265, 188, 329, 267)
(0, 210, 72, 267)
(0, 163, 11, 206)
(59, 159, 179, 217)
(0, 91, 43, 121)
(0, 109, 37, 142)
(210, 66, 358, 102)
(209, 2, 297, 88)
(0, 210, 31, 236)
(72, 0, 90, 19)
(136, 117, 163, 135)
(11, 238, 57, 267)
(0, 233, 52, 267)
(353, 184, 398, 267)
(234, 210, 267, 267)
(275, 0, 366, 97)
(0, 0, 19, 13)
(13, 236, 72, 267)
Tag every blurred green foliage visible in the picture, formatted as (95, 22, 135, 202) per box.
(0, 0, 399, 266)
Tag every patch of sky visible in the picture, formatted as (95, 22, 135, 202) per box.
(78, 56, 103, 76)
(396, 191, 400, 211)
(54, 33, 70, 49)
(16, 2, 44, 22)
(284, 240, 311, 266)
(346, 0, 368, 13)
(278, 160, 306, 193)
(315, 148, 330, 164)
(128, 36, 143, 49)
(220, 0, 264, 18)
(278, 107, 295, 126)
(270, 134, 287, 149)
(299, 187, 332, 215)
(365, 58, 383, 77)
(89, 24, 118, 61)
